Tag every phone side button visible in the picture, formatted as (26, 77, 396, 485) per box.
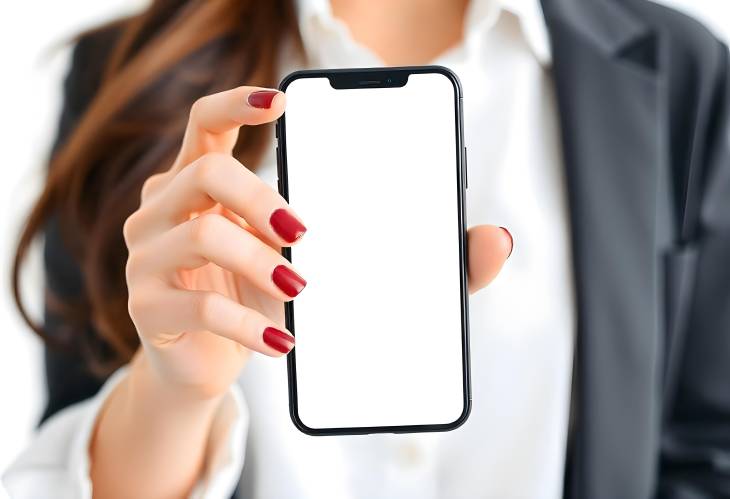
(464, 147, 468, 189)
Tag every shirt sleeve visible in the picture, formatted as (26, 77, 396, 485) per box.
(1, 368, 249, 499)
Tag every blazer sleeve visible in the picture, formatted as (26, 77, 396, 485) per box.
(658, 41, 730, 498)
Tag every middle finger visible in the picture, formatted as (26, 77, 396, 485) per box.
(129, 213, 307, 301)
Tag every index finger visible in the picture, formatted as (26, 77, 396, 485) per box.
(173, 86, 286, 170)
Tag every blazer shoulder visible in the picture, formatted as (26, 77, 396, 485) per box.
(62, 24, 124, 121)
(621, 0, 727, 66)
(52, 24, 123, 156)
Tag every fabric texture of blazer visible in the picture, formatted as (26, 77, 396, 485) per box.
(41, 0, 730, 497)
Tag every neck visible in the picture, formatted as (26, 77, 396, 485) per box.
(330, 0, 470, 65)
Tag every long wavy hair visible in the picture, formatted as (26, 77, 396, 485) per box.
(12, 0, 300, 374)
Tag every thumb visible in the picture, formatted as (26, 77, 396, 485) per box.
(467, 225, 513, 294)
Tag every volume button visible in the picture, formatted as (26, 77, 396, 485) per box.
(275, 144, 282, 194)
(464, 146, 468, 189)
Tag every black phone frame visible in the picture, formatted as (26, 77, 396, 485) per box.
(275, 66, 470, 436)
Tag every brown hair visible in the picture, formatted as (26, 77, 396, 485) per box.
(12, 0, 300, 374)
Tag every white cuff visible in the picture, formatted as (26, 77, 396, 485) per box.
(2, 368, 248, 499)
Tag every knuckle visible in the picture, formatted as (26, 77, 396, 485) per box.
(122, 211, 143, 246)
(124, 246, 146, 282)
(194, 292, 219, 324)
(237, 307, 254, 333)
(188, 213, 224, 247)
(190, 153, 224, 184)
(127, 288, 151, 324)
(141, 173, 164, 201)
(189, 95, 209, 120)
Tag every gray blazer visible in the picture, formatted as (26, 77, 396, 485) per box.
(541, 0, 730, 497)
(42, 0, 730, 497)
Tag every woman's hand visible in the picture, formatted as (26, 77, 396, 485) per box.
(92, 85, 512, 499)
(91, 87, 300, 499)
(123, 86, 299, 399)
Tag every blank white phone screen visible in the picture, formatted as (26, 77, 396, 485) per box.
(282, 72, 466, 430)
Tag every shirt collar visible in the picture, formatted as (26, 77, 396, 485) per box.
(498, 0, 552, 65)
(295, 0, 552, 67)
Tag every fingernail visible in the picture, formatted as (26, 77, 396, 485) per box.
(263, 327, 295, 353)
(247, 90, 279, 109)
(270, 208, 307, 243)
(499, 227, 514, 258)
(272, 265, 307, 297)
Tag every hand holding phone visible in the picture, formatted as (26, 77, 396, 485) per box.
(101, 78, 509, 499)
(122, 73, 510, 441)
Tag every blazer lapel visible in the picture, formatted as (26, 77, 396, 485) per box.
(540, 0, 669, 497)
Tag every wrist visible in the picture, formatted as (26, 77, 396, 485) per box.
(91, 353, 229, 499)
(127, 351, 227, 416)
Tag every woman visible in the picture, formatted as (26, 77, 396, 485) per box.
(5, 0, 730, 498)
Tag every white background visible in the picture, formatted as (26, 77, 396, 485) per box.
(0, 0, 727, 475)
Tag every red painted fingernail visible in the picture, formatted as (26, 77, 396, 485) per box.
(263, 327, 295, 353)
(270, 208, 307, 243)
(499, 227, 514, 258)
(247, 90, 279, 109)
(272, 265, 307, 297)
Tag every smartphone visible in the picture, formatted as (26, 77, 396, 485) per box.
(276, 66, 469, 435)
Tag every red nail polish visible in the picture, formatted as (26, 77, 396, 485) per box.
(499, 227, 514, 258)
(272, 265, 307, 297)
(247, 90, 279, 109)
(270, 208, 307, 243)
(263, 327, 295, 353)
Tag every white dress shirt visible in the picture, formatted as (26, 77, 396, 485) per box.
(2, 1, 576, 498)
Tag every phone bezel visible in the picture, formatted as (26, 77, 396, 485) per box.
(275, 66, 470, 436)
